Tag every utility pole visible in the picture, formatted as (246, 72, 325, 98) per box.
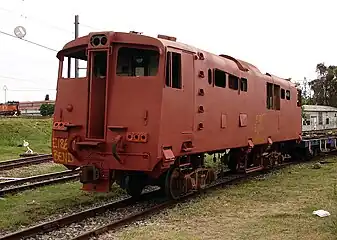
(74, 15, 79, 78)
(3, 85, 7, 103)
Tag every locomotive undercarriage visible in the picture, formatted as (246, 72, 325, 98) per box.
(161, 141, 297, 199)
(110, 140, 300, 199)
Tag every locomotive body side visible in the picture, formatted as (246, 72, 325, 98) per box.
(157, 41, 302, 173)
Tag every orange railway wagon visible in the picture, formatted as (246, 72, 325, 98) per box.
(0, 101, 19, 116)
(52, 31, 303, 199)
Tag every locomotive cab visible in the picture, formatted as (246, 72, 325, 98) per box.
(52, 32, 167, 194)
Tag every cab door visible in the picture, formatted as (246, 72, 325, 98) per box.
(160, 48, 195, 152)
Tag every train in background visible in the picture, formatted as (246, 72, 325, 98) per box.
(0, 101, 20, 116)
(0, 100, 55, 116)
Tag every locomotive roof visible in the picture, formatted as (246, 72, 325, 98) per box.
(58, 31, 295, 87)
(158, 37, 263, 74)
(157, 37, 295, 87)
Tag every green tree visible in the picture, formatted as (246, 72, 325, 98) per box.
(39, 103, 55, 116)
(309, 63, 337, 107)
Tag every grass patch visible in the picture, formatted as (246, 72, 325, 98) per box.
(0, 118, 52, 161)
(0, 163, 67, 178)
(0, 118, 127, 234)
(111, 160, 337, 240)
(0, 182, 126, 232)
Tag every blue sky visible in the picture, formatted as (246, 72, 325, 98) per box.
(0, 0, 335, 102)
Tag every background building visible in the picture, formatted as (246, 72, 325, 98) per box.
(19, 100, 55, 116)
(302, 105, 337, 132)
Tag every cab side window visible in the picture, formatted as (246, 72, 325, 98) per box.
(165, 51, 182, 89)
(266, 83, 280, 110)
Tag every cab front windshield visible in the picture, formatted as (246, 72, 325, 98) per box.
(59, 46, 160, 79)
(116, 47, 159, 77)
(59, 48, 87, 79)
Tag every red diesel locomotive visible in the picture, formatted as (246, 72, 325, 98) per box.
(52, 31, 302, 199)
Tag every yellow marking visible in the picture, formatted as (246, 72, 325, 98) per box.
(52, 137, 74, 164)
(52, 137, 68, 151)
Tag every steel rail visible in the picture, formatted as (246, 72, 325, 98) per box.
(0, 190, 163, 240)
(72, 174, 247, 240)
(0, 154, 52, 171)
(0, 170, 80, 196)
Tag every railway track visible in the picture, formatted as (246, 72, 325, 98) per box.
(0, 159, 305, 240)
(72, 156, 337, 240)
(0, 154, 52, 171)
(0, 189, 163, 240)
(72, 172, 249, 240)
(0, 169, 80, 196)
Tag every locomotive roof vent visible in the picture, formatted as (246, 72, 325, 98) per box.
(90, 34, 108, 47)
(129, 31, 143, 35)
(157, 34, 176, 42)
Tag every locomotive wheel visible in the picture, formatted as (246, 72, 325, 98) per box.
(165, 167, 185, 200)
(125, 175, 144, 198)
(227, 155, 239, 172)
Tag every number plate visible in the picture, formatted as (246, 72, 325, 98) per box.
(52, 137, 74, 164)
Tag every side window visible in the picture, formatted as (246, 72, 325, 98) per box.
(240, 78, 248, 92)
(303, 114, 310, 125)
(165, 52, 171, 86)
(281, 89, 285, 99)
(326, 118, 330, 125)
(92, 51, 107, 77)
(116, 47, 159, 76)
(208, 69, 212, 85)
(286, 90, 291, 100)
(61, 49, 87, 78)
(266, 83, 280, 110)
(266, 82, 273, 109)
(214, 69, 226, 88)
(228, 74, 239, 90)
(165, 51, 182, 89)
(274, 84, 280, 110)
(319, 112, 323, 125)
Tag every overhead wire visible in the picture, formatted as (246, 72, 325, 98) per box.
(0, 6, 74, 35)
(0, 4, 103, 52)
(0, 74, 54, 84)
(7, 89, 56, 92)
(0, 3, 64, 99)
(0, 30, 58, 52)
(0, 3, 100, 94)
(0, 6, 102, 36)
(79, 23, 100, 31)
